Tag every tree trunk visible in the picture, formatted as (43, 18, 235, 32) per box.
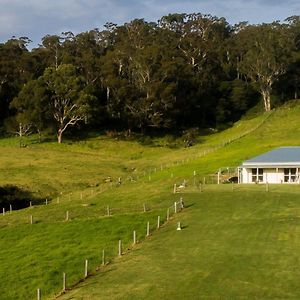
(262, 89, 271, 112)
(57, 129, 63, 143)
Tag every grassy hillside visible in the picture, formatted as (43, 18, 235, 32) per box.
(60, 186, 300, 299)
(1, 101, 300, 299)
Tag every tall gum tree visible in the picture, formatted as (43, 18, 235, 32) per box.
(42, 64, 93, 143)
(237, 23, 294, 111)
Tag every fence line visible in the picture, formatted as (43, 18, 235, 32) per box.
(50, 197, 185, 299)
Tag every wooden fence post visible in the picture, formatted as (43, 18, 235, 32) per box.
(30, 215, 33, 224)
(146, 222, 150, 237)
(45, 199, 48, 205)
(173, 184, 177, 194)
(143, 203, 146, 213)
(177, 222, 182, 231)
(167, 208, 170, 221)
(2, 208, 5, 216)
(30, 201, 32, 207)
(63, 273, 66, 292)
(133, 230, 136, 245)
(157, 216, 160, 229)
(37, 288, 41, 300)
(118, 240, 122, 256)
(9, 204, 12, 213)
(102, 249, 105, 266)
(84, 259, 88, 278)
(65, 211, 69, 221)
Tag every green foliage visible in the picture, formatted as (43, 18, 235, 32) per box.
(1, 14, 300, 139)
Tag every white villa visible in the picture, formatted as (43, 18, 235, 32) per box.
(240, 147, 300, 184)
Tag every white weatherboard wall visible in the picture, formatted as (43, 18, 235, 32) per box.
(241, 168, 297, 184)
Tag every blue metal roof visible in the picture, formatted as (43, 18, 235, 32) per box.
(243, 147, 300, 166)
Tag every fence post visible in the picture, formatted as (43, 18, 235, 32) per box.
(143, 203, 146, 213)
(63, 272, 66, 292)
(107, 205, 110, 216)
(2, 208, 5, 216)
(146, 222, 150, 237)
(45, 199, 48, 205)
(177, 222, 182, 231)
(173, 184, 177, 194)
(9, 204, 12, 213)
(65, 211, 69, 221)
(167, 208, 170, 221)
(174, 202, 177, 214)
(30, 201, 32, 207)
(157, 216, 160, 229)
(30, 215, 33, 224)
(84, 259, 88, 278)
(102, 249, 105, 266)
(118, 240, 122, 256)
(133, 230, 137, 245)
(37, 288, 41, 300)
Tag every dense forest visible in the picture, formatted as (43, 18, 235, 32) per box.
(1, 13, 300, 142)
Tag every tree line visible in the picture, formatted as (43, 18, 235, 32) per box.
(1, 13, 300, 143)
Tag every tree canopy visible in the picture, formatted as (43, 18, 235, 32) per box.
(1, 13, 300, 142)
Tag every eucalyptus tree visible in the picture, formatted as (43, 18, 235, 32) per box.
(236, 22, 294, 111)
(42, 64, 94, 143)
(0, 37, 32, 125)
(9, 78, 48, 142)
(101, 19, 180, 132)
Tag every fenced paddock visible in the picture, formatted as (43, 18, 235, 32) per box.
(0, 182, 185, 300)
(58, 187, 300, 300)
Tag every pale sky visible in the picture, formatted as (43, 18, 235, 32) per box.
(0, 0, 299, 47)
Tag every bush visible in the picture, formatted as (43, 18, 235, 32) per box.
(182, 128, 199, 147)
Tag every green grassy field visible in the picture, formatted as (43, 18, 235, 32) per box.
(1, 101, 300, 299)
(60, 186, 300, 299)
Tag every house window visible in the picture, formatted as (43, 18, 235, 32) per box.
(252, 168, 263, 183)
(284, 168, 297, 182)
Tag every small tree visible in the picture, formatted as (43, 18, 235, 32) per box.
(10, 79, 47, 143)
(42, 64, 93, 143)
(237, 23, 294, 111)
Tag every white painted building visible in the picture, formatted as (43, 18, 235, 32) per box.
(240, 147, 300, 184)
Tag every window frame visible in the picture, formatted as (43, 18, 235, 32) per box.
(252, 168, 263, 183)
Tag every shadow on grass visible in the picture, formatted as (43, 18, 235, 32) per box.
(0, 185, 45, 211)
(185, 203, 195, 209)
